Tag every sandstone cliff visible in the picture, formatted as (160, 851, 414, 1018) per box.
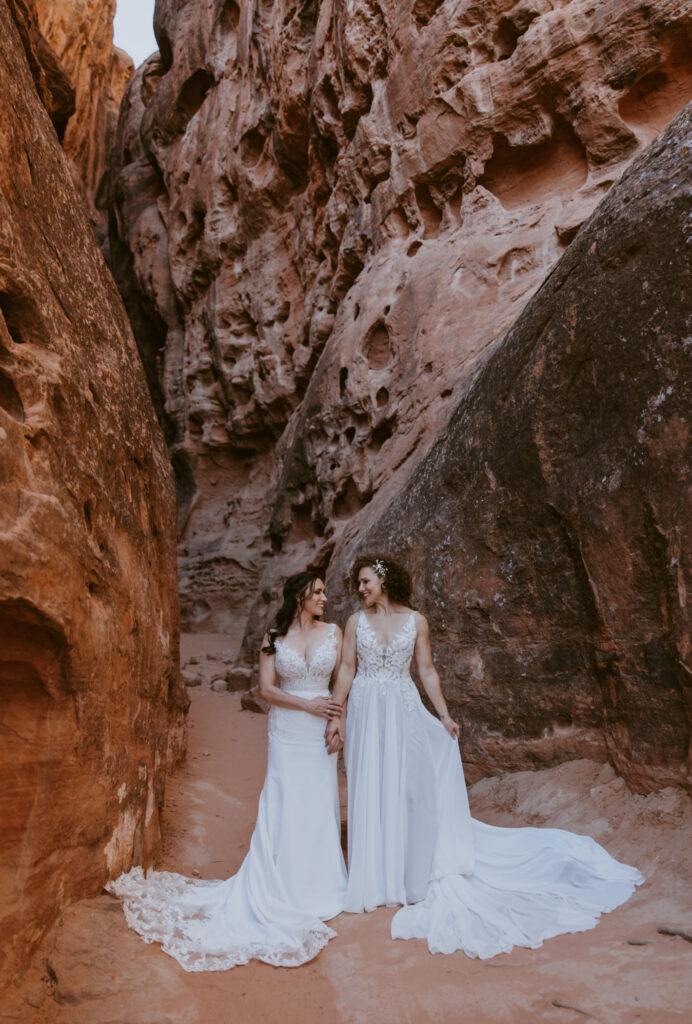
(0, 0, 185, 989)
(107, 0, 692, 641)
(106, 2, 690, 790)
(36, 0, 133, 244)
(328, 106, 692, 795)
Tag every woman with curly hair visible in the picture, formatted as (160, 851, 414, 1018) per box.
(326, 554, 642, 959)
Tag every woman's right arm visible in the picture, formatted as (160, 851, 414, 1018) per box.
(258, 636, 342, 719)
(325, 614, 358, 750)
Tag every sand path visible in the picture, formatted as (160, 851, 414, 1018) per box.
(5, 634, 692, 1023)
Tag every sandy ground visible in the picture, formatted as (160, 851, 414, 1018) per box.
(4, 634, 692, 1024)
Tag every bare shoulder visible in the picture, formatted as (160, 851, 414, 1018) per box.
(344, 611, 360, 633)
(413, 610, 430, 634)
(259, 632, 274, 654)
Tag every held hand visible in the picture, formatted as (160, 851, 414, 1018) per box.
(306, 696, 343, 720)
(325, 719, 344, 754)
(441, 714, 461, 740)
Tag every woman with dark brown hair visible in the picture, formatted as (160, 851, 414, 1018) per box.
(326, 554, 642, 959)
(109, 569, 347, 971)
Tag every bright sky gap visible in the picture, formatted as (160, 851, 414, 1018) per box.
(113, 0, 158, 69)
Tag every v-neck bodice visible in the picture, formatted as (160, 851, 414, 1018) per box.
(274, 624, 338, 693)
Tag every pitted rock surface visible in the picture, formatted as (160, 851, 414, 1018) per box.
(106, 0, 692, 642)
(329, 107, 692, 795)
(0, 0, 185, 989)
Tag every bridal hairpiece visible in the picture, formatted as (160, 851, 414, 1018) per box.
(372, 558, 387, 578)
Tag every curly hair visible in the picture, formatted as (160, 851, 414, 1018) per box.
(261, 567, 325, 654)
(350, 553, 413, 606)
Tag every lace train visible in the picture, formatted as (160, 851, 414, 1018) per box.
(107, 868, 336, 970)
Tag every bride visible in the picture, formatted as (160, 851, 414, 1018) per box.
(326, 554, 643, 959)
(108, 569, 347, 970)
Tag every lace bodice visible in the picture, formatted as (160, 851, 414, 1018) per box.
(351, 612, 421, 712)
(356, 611, 417, 676)
(274, 624, 338, 692)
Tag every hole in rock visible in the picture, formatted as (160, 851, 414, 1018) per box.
(345, 426, 356, 444)
(333, 478, 372, 519)
(415, 182, 442, 238)
(298, 0, 318, 35)
(240, 126, 266, 166)
(370, 415, 396, 450)
(618, 37, 692, 140)
(83, 501, 93, 532)
(318, 75, 340, 122)
(177, 69, 214, 127)
(412, 0, 444, 26)
(493, 12, 539, 61)
(0, 369, 24, 422)
(407, 239, 423, 257)
(0, 290, 45, 347)
(479, 119, 588, 210)
(363, 321, 393, 369)
(339, 367, 348, 397)
(342, 81, 373, 140)
(353, 304, 360, 321)
(187, 206, 206, 245)
(287, 503, 317, 544)
(376, 386, 389, 408)
(219, 0, 240, 32)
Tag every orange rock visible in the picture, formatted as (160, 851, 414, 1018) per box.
(104, 0, 692, 647)
(0, 0, 185, 991)
(35, 0, 133, 245)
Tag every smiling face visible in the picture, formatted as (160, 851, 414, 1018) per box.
(357, 567, 384, 607)
(301, 578, 327, 618)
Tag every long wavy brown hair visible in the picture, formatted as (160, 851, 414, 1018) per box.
(261, 568, 325, 654)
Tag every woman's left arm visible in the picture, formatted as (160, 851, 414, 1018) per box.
(413, 613, 461, 739)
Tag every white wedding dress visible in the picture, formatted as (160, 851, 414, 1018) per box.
(107, 624, 347, 970)
(345, 611, 643, 958)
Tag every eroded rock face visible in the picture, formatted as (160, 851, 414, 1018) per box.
(328, 107, 692, 795)
(106, 0, 692, 640)
(0, 0, 185, 989)
(35, 0, 133, 244)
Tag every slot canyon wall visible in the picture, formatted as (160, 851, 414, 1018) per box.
(328, 107, 692, 795)
(0, 0, 186, 989)
(106, 0, 691, 789)
(35, 0, 134, 245)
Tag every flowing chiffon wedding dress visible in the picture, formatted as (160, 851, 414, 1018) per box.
(344, 611, 643, 958)
(108, 624, 347, 970)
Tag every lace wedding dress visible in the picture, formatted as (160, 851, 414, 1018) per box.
(344, 611, 643, 958)
(108, 624, 347, 970)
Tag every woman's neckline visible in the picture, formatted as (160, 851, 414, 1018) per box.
(360, 610, 415, 650)
(277, 622, 334, 663)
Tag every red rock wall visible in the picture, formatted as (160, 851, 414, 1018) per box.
(35, 0, 133, 245)
(106, 0, 692, 642)
(328, 107, 692, 794)
(0, 0, 186, 989)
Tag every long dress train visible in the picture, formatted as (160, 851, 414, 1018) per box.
(344, 611, 643, 958)
(108, 624, 347, 970)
